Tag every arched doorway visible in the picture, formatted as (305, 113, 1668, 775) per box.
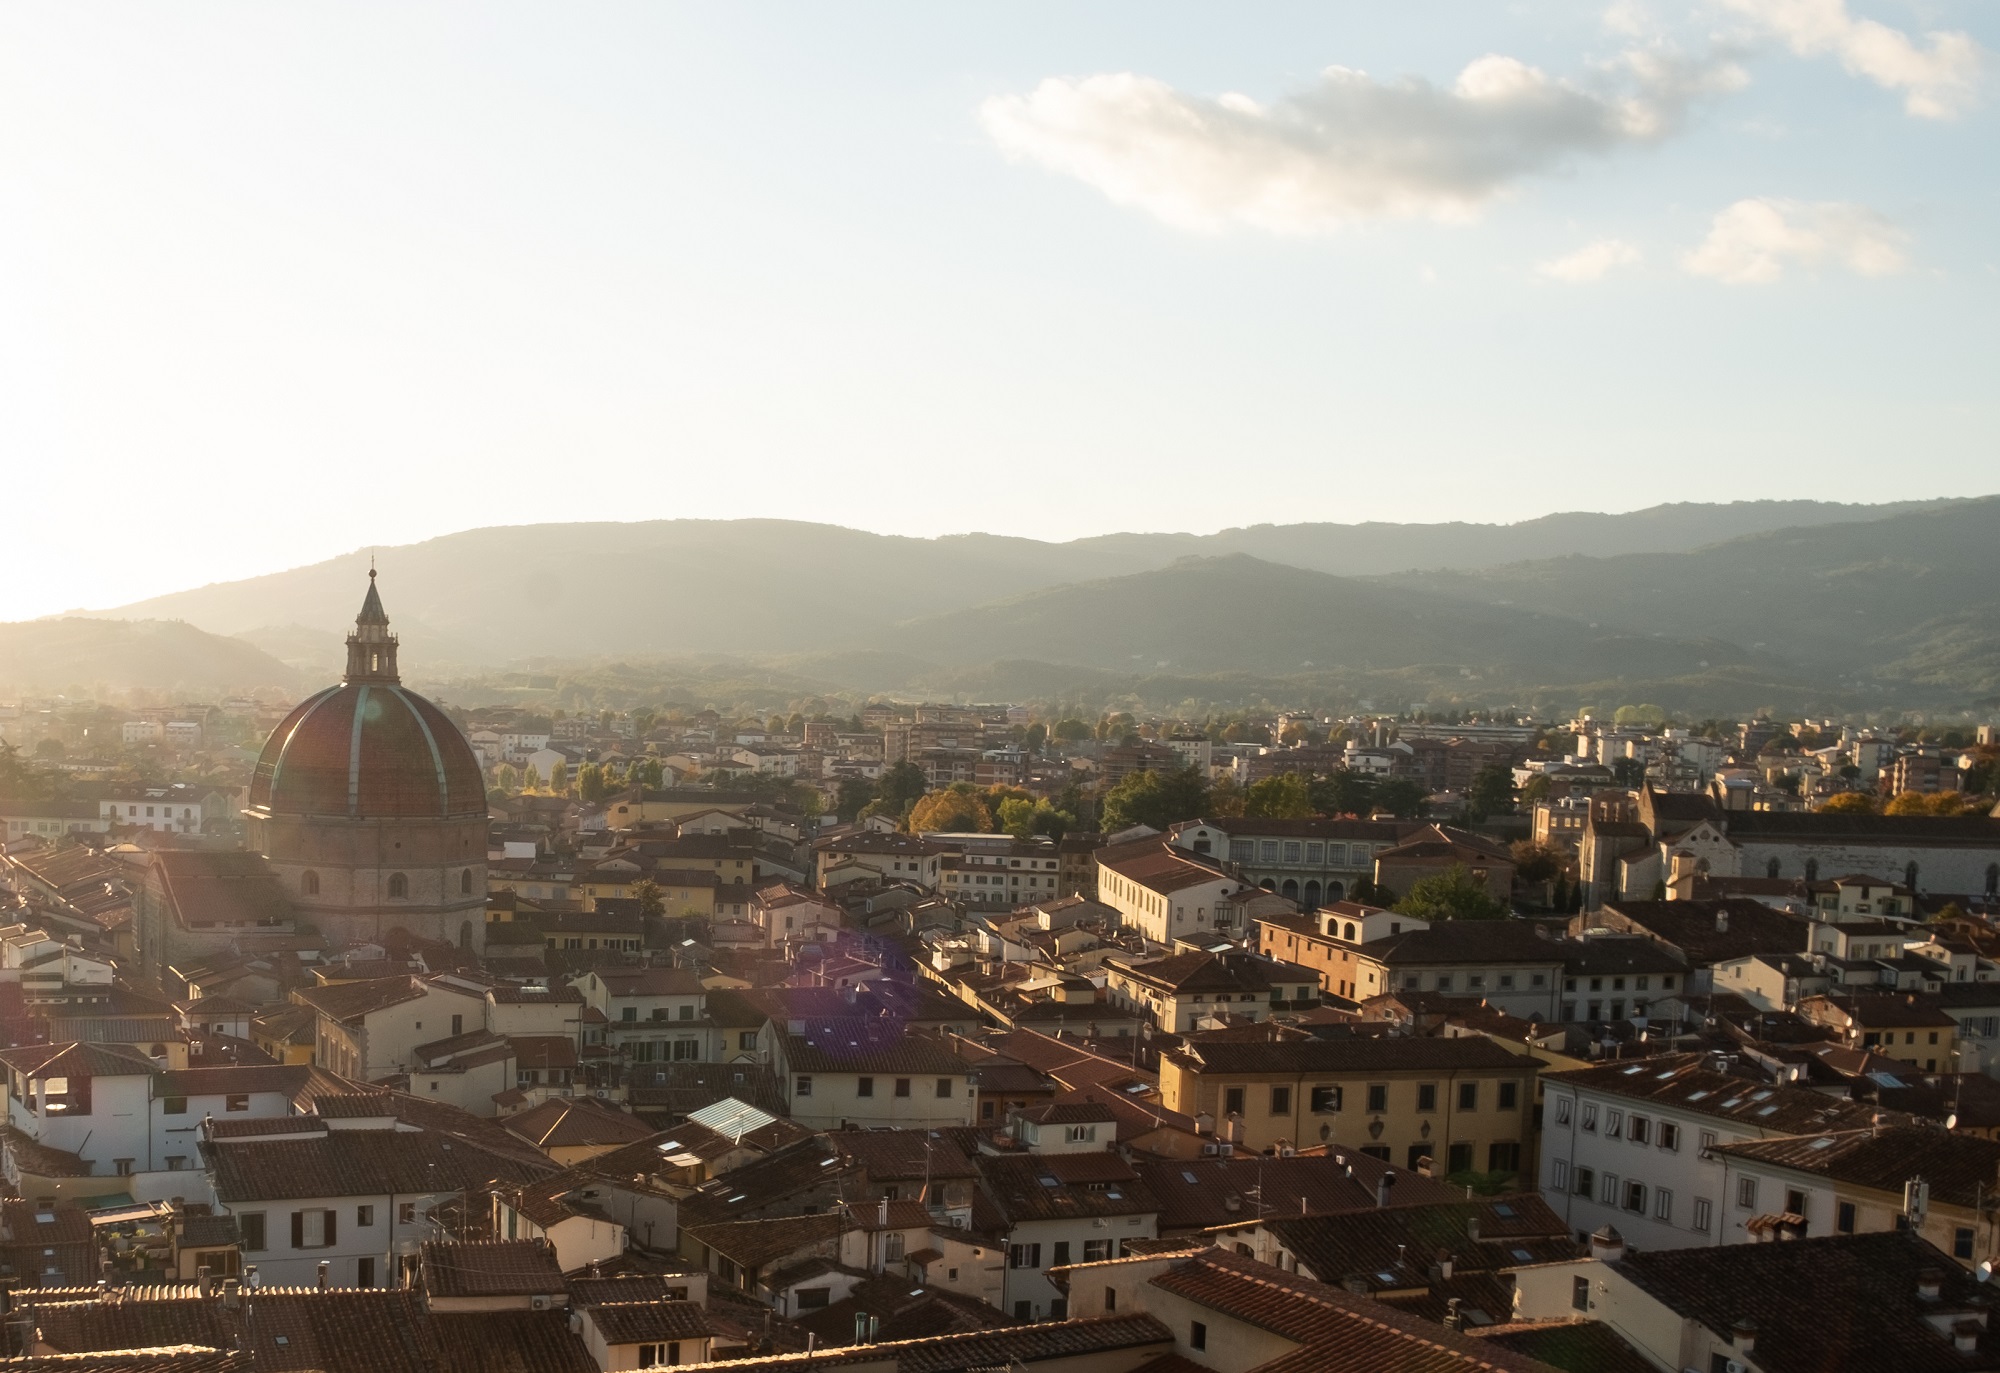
(1327, 880, 1346, 902)
(1281, 879, 1299, 901)
(1303, 880, 1322, 908)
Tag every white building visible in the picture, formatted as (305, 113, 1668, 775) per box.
(1539, 1052, 1884, 1251)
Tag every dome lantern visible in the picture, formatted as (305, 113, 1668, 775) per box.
(345, 566, 400, 684)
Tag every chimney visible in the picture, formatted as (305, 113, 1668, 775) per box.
(1919, 1269, 1944, 1302)
(878, 1198, 889, 1228)
(1955, 1321, 1982, 1354)
(1435, 1248, 1455, 1281)
(317, 1260, 330, 1292)
(1588, 1225, 1626, 1262)
(1731, 1319, 1757, 1353)
(1377, 1170, 1397, 1208)
(1466, 1217, 1481, 1242)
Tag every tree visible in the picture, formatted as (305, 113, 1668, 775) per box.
(1024, 723, 1048, 754)
(1886, 790, 1954, 815)
(522, 764, 543, 792)
(877, 761, 929, 814)
(1373, 777, 1430, 820)
(1051, 719, 1092, 744)
(635, 757, 664, 789)
(835, 776, 878, 822)
(996, 797, 1037, 839)
(548, 760, 570, 795)
(909, 790, 993, 834)
(631, 878, 665, 917)
(577, 762, 613, 803)
(1310, 770, 1377, 816)
(1206, 777, 1246, 818)
(1100, 765, 1209, 833)
(1467, 763, 1516, 821)
(496, 763, 520, 792)
(1393, 865, 1509, 921)
(1609, 757, 1646, 786)
(1510, 841, 1565, 885)
(1820, 791, 1877, 814)
(1518, 774, 1551, 803)
(1244, 773, 1314, 819)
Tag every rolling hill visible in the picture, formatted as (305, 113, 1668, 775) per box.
(0, 619, 303, 695)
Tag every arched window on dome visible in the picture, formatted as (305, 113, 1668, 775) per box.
(460, 869, 473, 895)
(302, 870, 320, 896)
(388, 872, 409, 899)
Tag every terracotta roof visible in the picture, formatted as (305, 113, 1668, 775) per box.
(0, 1349, 249, 1372)
(293, 975, 424, 1023)
(0, 1123, 93, 1178)
(420, 1239, 566, 1298)
(504, 1097, 655, 1152)
(1267, 1196, 1577, 1291)
(832, 1129, 980, 1182)
(586, 966, 707, 997)
(1095, 841, 1236, 897)
(977, 1153, 1159, 1224)
(1135, 1153, 1463, 1232)
(430, 1310, 598, 1373)
(682, 1212, 848, 1269)
(1169, 1035, 1530, 1076)
(30, 1288, 440, 1373)
(1613, 1230, 2000, 1373)
(566, 1273, 703, 1308)
(782, 1023, 965, 1076)
(1543, 1053, 1893, 1135)
(1710, 1124, 2000, 1208)
(1147, 1248, 1557, 1372)
(585, 1301, 712, 1344)
(204, 1122, 554, 1202)
(654, 1313, 1171, 1373)
(1466, 1319, 1656, 1373)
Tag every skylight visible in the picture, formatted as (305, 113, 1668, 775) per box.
(1622, 1065, 1644, 1075)
(1757, 1106, 1779, 1116)
(1720, 1098, 1744, 1110)
(1182, 1171, 1199, 1184)
(1039, 1175, 1060, 1188)
(1810, 1137, 1836, 1149)
(1493, 1204, 1516, 1218)
(1511, 1248, 1533, 1262)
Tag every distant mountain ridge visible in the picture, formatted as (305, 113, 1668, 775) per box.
(0, 619, 301, 695)
(4, 495, 1991, 709)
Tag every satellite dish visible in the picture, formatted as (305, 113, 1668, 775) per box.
(1979, 1260, 1994, 1284)
(1947, 1113, 1959, 1131)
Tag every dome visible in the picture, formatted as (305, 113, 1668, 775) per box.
(247, 574, 486, 821)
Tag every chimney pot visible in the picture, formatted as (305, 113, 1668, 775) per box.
(1731, 1318, 1757, 1352)
(1919, 1269, 1944, 1302)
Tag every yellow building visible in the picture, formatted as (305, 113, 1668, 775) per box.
(1798, 992, 1959, 1072)
(1158, 1035, 1539, 1183)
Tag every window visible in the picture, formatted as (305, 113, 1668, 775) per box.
(796, 1287, 832, 1310)
(1699, 1130, 1717, 1156)
(1448, 1142, 1474, 1174)
(1104, 1286, 1117, 1312)
(796, 1076, 813, 1097)
(358, 1256, 376, 1289)
(1554, 1096, 1571, 1124)
(399, 1202, 417, 1225)
(1311, 1085, 1343, 1113)
(1008, 1243, 1042, 1269)
(1065, 1125, 1097, 1143)
(1225, 1087, 1246, 1116)
(1837, 1201, 1857, 1234)
(1659, 1122, 1680, 1151)
(1270, 1086, 1292, 1115)
(1190, 1321, 1208, 1351)
(1580, 1103, 1597, 1132)
(1552, 1159, 1570, 1190)
(387, 872, 408, 899)
(622, 1007, 638, 1023)
(1692, 1198, 1712, 1232)
(1574, 1166, 1594, 1197)
(357, 1205, 374, 1227)
(1629, 1116, 1650, 1145)
(740, 1031, 758, 1050)
(638, 1343, 682, 1367)
(1014, 1301, 1032, 1320)
(1488, 1142, 1521, 1173)
(161, 1097, 187, 1116)
(1499, 974, 1515, 990)
(1053, 1241, 1071, 1266)
(225, 1095, 249, 1113)
(1786, 1189, 1807, 1219)
(1956, 1228, 1976, 1260)
(1600, 1173, 1619, 1205)
(857, 1077, 875, 1098)
(302, 870, 320, 896)
(115, 1158, 134, 1176)
(1571, 1276, 1590, 1313)
(1624, 1181, 1646, 1213)
(895, 1078, 912, 1098)
(937, 1078, 953, 1099)
(1417, 1083, 1438, 1112)
(240, 1213, 266, 1252)
(1458, 1082, 1478, 1111)
(1604, 1110, 1623, 1139)
(460, 869, 473, 894)
(1085, 1240, 1112, 1262)
(1366, 1084, 1388, 1113)
(679, 1005, 694, 1021)
(167, 1155, 187, 1170)
(1736, 1177, 1758, 1210)
(292, 1209, 337, 1249)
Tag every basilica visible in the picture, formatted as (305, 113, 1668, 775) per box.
(242, 572, 489, 953)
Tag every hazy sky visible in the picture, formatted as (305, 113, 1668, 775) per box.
(3, 2, 1995, 621)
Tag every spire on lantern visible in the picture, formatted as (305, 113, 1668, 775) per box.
(344, 564, 401, 683)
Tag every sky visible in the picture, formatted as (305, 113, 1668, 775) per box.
(2, 1, 1995, 621)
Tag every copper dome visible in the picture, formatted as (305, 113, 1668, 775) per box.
(247, 574, 486, 820)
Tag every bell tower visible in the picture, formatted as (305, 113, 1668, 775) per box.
(343, 567, 401, 684)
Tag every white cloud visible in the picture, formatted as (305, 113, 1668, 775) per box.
(1538, 238, 1644, 281)
(1720, 0, 1982, 118)
(980, 49, 1744, 233)
(1680, 197, 1907, 283)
